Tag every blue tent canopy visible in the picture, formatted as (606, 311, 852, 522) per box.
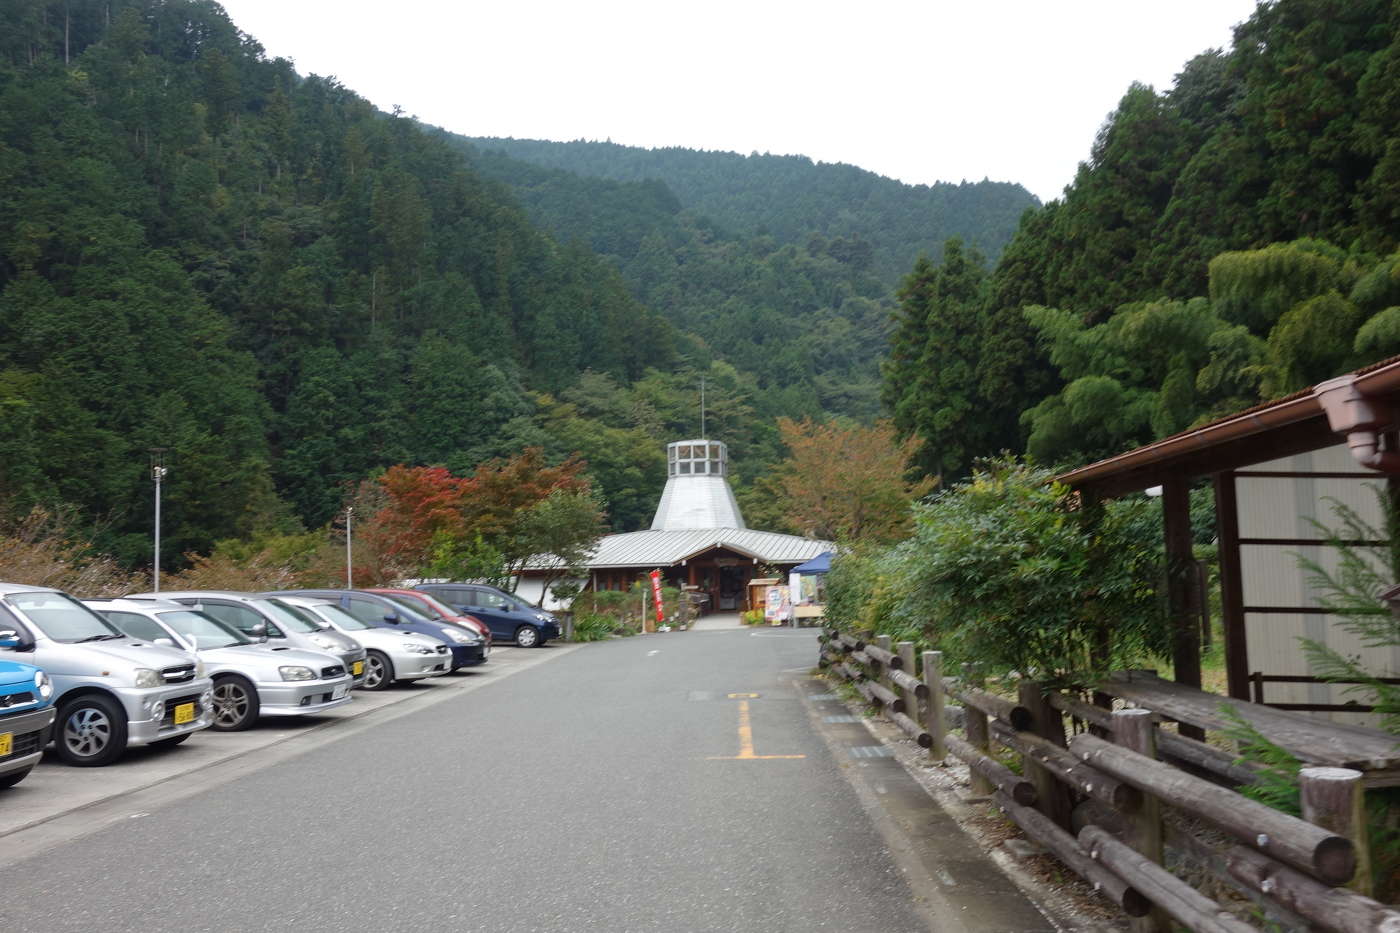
(791, 551, 833, 575)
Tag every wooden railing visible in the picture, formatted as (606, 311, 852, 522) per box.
(818, 629, 1400, 933)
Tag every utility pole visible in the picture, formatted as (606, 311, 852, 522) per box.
(700, 375, 706, 439)
(345, 507, 354, 589)
(150, 448, 168, 594)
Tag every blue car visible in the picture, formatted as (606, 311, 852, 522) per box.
(413, 583, 561, 648)
(262, 591, 488, 670)
(0, 641, 57, 789)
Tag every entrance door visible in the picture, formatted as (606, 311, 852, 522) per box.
(718, 566, 745, 611)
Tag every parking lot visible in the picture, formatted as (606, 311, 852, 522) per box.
(0, 643, 576, 846)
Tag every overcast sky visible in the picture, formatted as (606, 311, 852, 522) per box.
(215, 0, 1261, 203)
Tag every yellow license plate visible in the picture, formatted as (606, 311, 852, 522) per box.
(0, 732, 11, 757)
(173, 703, 195, 726)
(352, 660, 364, 676)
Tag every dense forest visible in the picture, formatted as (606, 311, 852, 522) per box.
(444, 136, 1036, 421)
(882, 0, 1400, 479)
(0, 0, 1031, 571)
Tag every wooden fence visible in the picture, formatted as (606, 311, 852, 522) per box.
(818, 629, 1400, 933)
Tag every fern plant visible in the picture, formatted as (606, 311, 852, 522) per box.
(1295, 491, 1400, 734)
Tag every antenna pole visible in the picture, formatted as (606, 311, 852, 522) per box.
(701, 376, 706, 439)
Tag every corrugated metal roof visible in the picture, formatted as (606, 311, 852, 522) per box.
(650, 475, 746, 530)
(585, 528, 832, 568)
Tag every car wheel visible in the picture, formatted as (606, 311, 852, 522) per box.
(514, 624, 541, 648)
(211, 676, 260, 731)
(150, 733, 192, 749)
(56, 694, 128, 767)
(0, 766, 33, 789)
(363, 650, 393, 690)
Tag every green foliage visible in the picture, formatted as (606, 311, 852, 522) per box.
(828, 459, 1168, 685)
(568, 612, 626, 642)
(887, 1, 1400, 481)
(1218, 705, 1303, 815)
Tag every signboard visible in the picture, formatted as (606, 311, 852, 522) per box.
(764, 585, 791, 624)
(649, 570, 665, 624)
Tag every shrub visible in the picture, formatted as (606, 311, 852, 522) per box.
(827, 459, 1168, 687)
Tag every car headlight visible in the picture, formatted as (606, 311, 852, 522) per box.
(535, 612, 552, 622)
(133, 668, 162, 688)
(35, 670, 52, 699)
(278, 665, 315, 681)
(309, 635, 336, 650)
(194, 659, 206, 679)
(403, 643, 434, 655)
(443, 629, 479, 645)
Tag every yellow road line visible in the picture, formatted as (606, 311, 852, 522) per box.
(707, 699, 805, 760)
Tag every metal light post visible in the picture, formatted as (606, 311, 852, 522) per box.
(150, 448, 168, 594)
(345, 506, 354, 589)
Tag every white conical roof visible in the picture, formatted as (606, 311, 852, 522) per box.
(650, 439, 746, 531)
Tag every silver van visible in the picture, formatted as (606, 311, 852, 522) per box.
(0, 583, 213, 766)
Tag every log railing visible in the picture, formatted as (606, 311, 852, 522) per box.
(816, 629, 1400, 932)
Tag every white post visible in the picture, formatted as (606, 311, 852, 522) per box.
(345, 507, 354, 589)
(152, 465, 164, 594)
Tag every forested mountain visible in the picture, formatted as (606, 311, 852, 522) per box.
(453, 137, 1036, 286)
(0, 0, 1034, 570)
(439, 137, 1036, 421)
(0, 0, 700, 563)
(883, 0, 1400, 478)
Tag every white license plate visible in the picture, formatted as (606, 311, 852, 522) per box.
(332, 684, 348, 700)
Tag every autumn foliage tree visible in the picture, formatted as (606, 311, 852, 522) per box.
(769, 418, 934, 544)
(362, 449, 604, 595)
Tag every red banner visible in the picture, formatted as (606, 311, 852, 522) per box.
(649, 570, 665, 623)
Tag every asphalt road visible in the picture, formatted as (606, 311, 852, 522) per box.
(0, 628, 1046, 932)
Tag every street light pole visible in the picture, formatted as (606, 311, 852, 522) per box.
(345, 507, 354, 589)
(150, 448, 168, 594)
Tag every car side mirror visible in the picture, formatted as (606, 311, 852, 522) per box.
(249, 621, 268, 643)
(154, 637, 175, 647)
(0, 629, 22, 650)
(383, 614, 399, 624)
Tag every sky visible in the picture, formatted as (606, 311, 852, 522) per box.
(214, 0, 1262, 204)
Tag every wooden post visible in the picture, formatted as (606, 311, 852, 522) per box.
(1299, 767, 1371, 897)
(1163, 476, 1205, 740)
(923, 649, 946, 762)
(1019, 679, 1074, 830)
(1114, 708, 1169, 933)
(1214, 472, 1251, 701)
(896, 640, 917, 713)
(875, 635, 893, 718)
(963, 662, 993, 795)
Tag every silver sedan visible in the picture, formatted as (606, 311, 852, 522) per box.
(88, 599, 353, 730)
(270, 596, 452, 690)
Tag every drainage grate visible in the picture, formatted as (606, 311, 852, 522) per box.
(823, 715, 861, 723)
(848, 745, 894, 759)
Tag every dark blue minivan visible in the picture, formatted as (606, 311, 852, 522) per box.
(413, 584, 560, 648)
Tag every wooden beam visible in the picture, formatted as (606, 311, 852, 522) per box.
(1162, 477, 1204, 740)
(1214, 472, 1251, 701)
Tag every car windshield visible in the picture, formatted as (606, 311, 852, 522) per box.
(301, 602, 373, 631)
(156, 610, 250, 649)
(382, 593, 446, 620)
(7, 591, 123, 642)
(253, 598, 324, 633)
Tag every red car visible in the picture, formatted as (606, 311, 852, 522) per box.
(366, 589, 493, 646)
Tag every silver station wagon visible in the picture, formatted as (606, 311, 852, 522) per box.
(88, 598, 354, 731)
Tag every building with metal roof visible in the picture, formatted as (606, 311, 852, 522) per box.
(523, 439, 832, 613)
